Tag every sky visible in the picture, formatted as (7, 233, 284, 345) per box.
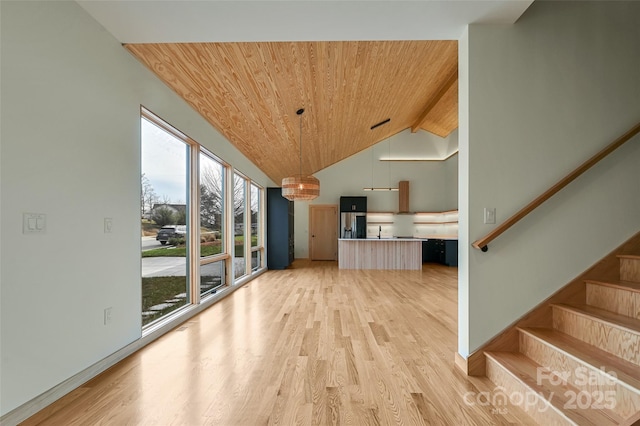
(141, 117, 255, 210)
(141, 117, 188, 204)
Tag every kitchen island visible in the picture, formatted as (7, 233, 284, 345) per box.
(338, 238, 422, 270)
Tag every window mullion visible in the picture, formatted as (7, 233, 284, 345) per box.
(245, 179, 251, 275)
(225, 167, 235, 283)
(260, 186, 265, 268)
(189, 145, 200, 303)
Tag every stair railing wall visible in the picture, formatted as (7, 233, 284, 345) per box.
(472, 122, 640, 252)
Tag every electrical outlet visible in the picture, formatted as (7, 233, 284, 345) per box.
(104, 218, 113, 233)
(104, 307, 112, 325)
(484, 208, 496, 224)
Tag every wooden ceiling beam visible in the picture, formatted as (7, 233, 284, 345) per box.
(411, 69, 458, 133)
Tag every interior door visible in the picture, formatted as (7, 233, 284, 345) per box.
(309, 205, 338, 260)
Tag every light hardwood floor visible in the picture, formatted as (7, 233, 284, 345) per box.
(22, 261, 531, 425)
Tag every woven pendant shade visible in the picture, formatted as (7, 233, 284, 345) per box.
(282, 174, 320, 201)
(281, 108, 320, 201)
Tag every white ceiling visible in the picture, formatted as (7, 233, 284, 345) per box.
(77, 0, 533, 43)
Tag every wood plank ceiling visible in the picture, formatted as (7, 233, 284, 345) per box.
(125, 41, 458, 184)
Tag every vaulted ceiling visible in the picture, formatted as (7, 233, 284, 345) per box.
(125, 41, 458, 183)
(78, 0, 532, 184)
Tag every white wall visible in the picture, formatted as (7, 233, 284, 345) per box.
(444, 155, 459, 210)
(0, 1, 273, 415)
(458, 26, 471, 361)
(458, 1, 640, 356)
(295, 129, 458, 258)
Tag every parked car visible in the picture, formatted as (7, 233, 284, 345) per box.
(156, 225, 186, 245)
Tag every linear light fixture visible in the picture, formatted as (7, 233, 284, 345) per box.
(370, 118, 391, 130)
(363, 187, 399, 191)
(379, 150, 459, 162)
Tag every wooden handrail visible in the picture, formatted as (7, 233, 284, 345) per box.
(472, 121, 640, 252)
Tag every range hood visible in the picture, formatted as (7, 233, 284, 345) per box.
(398, 180, 412, 214)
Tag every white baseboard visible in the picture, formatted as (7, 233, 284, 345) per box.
(0, 268, 266, 426)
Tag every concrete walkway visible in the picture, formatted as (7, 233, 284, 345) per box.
(142, 257, 186, 277)
(141, 257, 250, 278)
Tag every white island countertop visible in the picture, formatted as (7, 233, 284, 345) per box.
(339, 236, 458, 241)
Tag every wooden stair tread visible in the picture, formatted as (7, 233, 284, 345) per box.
(467, 374, 541, 426)
(617, 254, 640, 260)
(585, 279, 640, 293)
(552, 303, 640, 334)
(627, 411, 640, 426)
(485, 352, 624, 425)
(519, 327, 640, 391)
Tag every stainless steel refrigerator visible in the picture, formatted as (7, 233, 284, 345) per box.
(340, 212, 367, 239)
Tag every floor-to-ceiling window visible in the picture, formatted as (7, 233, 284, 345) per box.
(199, 150, 227, 297)
(140, 108, 265, 329)
(250, 183, 262, 271)
(141, 114, 190, 327)
(233, 172, 247, 280)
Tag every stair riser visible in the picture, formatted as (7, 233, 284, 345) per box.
(552, 307, 640, 367)
(586, 283, 640, 320)
(620, 257, 640, 283)
(520, 331, 640, 419)
(485, 356, 574, 425)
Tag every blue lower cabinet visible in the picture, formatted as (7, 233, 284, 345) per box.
(443, 240, 458, 267)
(422, 239, 458, 266)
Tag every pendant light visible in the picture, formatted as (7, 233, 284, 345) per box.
(282, 108, 320, 201)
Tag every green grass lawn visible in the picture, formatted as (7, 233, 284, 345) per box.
(140, 236, 258, 326)
(142, 244, 223, 258)
(141, 276, 188, 326)
(142, 237, 257, 258)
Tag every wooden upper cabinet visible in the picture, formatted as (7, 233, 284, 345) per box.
(399, 181, 410, 213)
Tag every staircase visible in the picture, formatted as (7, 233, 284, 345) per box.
(484, 254, 640, 425)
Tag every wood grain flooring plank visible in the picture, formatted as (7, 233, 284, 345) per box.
(21, 261, 533, 426)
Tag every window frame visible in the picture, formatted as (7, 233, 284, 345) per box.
(140, 108, 194, 328)
(250, 182, 264, 272)
(232, 170, 249, 281)
(199, 148, 230, 298)
(140, 106, 267, 332)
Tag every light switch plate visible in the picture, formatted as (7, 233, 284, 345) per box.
(23, 213, 46, 234)
(484, 208, 496, 224)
